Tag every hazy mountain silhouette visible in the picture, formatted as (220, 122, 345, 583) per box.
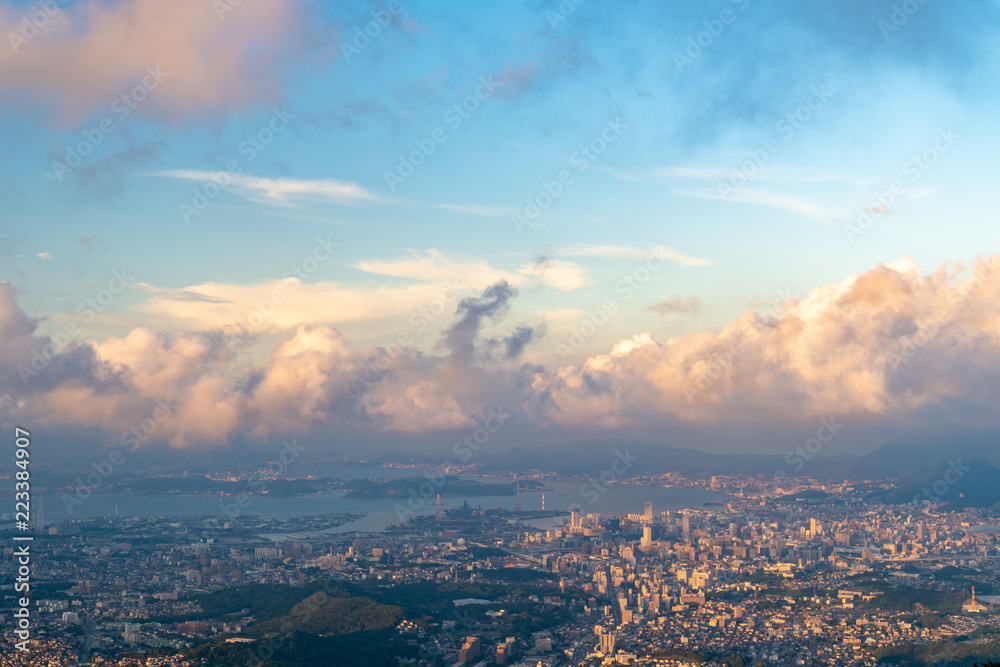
(476, 432, 1000, 485)
(875, 459, 1000, 509)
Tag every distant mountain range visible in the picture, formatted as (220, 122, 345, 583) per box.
(873, 459, 1000, 510)
(470, 434, 1000, 508)
(467, 432, 1000, 484)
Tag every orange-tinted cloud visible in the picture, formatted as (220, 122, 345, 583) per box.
(4, 255, 1000, 447)
(0, 0, 318, 124)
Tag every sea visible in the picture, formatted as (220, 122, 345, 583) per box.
(8, 466, 731, 536)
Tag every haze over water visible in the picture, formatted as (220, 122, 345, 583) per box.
(31, 475, 730, 535)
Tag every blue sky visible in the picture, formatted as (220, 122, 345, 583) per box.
(1, 0, 999, 454)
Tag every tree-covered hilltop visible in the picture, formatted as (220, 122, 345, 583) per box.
(874, 640, 1000, 666)
(186, 629, 413, 667)
(182, 574, 583, 667)
(250, 592, 405, 636)
(185, 582, 412, 667)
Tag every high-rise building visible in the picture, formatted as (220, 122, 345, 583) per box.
(599, 632, 616, 654)
(571, 508, 580, 532)
(458, 636, 481, 663)
(31, 495, 45, 532)
(682, 516, 691, 541)
(496, 637, 517, 665)
(642, 525, 653, 547)
(644, 501, 654, 521)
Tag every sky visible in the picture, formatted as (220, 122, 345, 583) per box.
(1, 0, 1000, 460)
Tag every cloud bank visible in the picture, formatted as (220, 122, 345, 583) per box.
(4, 255, 1000, 449)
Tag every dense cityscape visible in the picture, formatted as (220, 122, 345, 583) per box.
(2, 469, 998, 666)
(4, 1, 1000, 666)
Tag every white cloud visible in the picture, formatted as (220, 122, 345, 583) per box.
(356, 250, 525, 288)
(557, 244, 712, 267)
(8, 255, 1000, 444)
(138, 277, 469, 330)
(432, 203, 508, 217)
(609, 165, 865, 185)
(157, 170, 378, 206)
(357, 250, 592, 292)
(674, 187, 838, 221)
(606, 166, 730, 180)
(519, 259, 589, 291)
(36, 252, 52, 260)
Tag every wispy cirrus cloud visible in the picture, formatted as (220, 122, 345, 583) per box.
(356, 250, 523, 288)
(133, 283, 234, 304)
(157, 170, 378, 206)
(674, 187, 838, 221)
(605, 166, 730, 181)
(431, 203, 508, 217)
(356, 250, 590, 292)
(608, 165, 865, 185)
(556, 244, 712, 267)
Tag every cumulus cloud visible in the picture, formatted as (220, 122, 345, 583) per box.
(443, 281, 518, 366)
(0, 0, 318, 124)
(5, 256, 1000, 448)
(0, 280, 540, 443)
(497, 324, 543, 360)
(542, 255, 1000, 426)
(246, 325, 362, 436)
(40, 328, 245, 449)
(0, 282, 46, 388)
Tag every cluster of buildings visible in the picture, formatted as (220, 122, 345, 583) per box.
(1, 474, 998, 666)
